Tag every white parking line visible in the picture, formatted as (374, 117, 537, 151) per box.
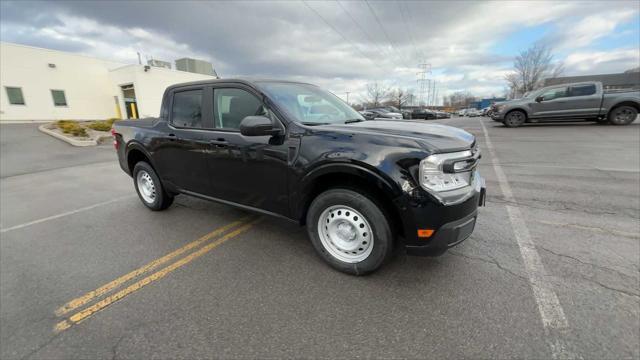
(478, 118, 579, 359)
(0, 195, 135, 234)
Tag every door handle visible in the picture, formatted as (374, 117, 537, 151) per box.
(210, 138, 228, 147)
(168, 133, 178, 141)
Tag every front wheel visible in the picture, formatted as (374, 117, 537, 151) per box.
(608, 106, 637, 125)
(503, 110, 526, 127)
(306, 189, 393, 275)
(133, 161, 174, 211)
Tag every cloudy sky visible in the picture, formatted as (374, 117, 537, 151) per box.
(1, 0, 638, 103)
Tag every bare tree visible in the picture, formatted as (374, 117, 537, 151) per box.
(444, 91, 476, 108)
(364, 82, 391, 107)
(387, 88, 413, 110)
(505, 43, 563, 97)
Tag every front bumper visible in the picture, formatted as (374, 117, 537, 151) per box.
(491, 112, 505, 121)
(400, 174, 486, 256)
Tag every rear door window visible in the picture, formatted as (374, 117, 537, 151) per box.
(171, 90, 203, 128)
(569, 84, 596, 97)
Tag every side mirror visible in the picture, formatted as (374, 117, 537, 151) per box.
(239, 116, 281, 136)
(535, 96, 544, 103)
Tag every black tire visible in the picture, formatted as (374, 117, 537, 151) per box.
(133, 161, 174, 211)
(608, 106, 637, 125)
(503, 110, 526, 127)
(306, 188, 393, 275)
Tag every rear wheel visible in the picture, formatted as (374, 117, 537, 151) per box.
(133, 161, 174, 211)
(608, 106, 637, 125)
(503, 110, 526, 127)
(306, 188, 393, 275)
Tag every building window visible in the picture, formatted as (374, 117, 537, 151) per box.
(5, 87, 25, 105)
(51, 90, 67, 106)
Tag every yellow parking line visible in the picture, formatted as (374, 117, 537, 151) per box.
(55, 217, 251, 317)
(54, 219, 259, 333)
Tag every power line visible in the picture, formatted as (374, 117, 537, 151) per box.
(301, 0, 386, 72)
(396, 0, 421, 62)
(335, 0, 393, 62)
(363, 0, 412, 69)
(400, 1, 426, 61)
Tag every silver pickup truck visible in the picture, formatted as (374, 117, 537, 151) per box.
(491, 81, 639, 127)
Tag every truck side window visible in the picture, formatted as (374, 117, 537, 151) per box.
(213, 88, 265, 130)
(171, 90, 203, 128)
(540, 87, 567, 101)
(569, 84, 596, 97)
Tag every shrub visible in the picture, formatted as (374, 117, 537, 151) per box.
(87, 120, 113, 131)
(88, 118, 121, 131)
(55, 120, 88, 137)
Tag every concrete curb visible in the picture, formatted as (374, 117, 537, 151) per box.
(38, 124, 97, 147)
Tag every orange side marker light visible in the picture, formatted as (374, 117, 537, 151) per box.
(417, 229, 434, 238)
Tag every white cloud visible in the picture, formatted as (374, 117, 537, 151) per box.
(1, 0, 638, 104)
(33, 13, 223, 70)
(564, 48, 640, 73)
(553, 9, 638, 50)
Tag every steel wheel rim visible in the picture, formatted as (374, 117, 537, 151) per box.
(136, 170, 156, 204)
(317, 205, 373, 263)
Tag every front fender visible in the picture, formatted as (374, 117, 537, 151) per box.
(291, 161, 403, 222)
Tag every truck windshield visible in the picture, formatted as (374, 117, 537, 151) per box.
(257, 82, 364, 125)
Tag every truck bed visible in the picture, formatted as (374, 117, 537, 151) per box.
(116, 118, 159, 128)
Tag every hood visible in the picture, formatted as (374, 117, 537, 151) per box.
(319, 120, 475, 152)
(498, 97, 527, 105)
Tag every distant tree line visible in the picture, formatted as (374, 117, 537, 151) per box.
(443, 91, 477, 108)
(353, 82, 415, 110)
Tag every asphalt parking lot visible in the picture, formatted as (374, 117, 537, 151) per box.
(1, 117, 638, 359)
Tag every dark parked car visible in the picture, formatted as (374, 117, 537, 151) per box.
(492, 81, 640, 127)
(113, 79, 486, 275)
(410, 108, 437, 120)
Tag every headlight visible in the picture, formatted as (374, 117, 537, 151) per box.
(419, 150, 474, 192)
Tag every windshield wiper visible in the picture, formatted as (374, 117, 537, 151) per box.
(344, 119, 365, 124)
(301, 122, 330, 126)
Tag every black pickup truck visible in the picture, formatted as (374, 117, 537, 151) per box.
(113, 79, 486, 275)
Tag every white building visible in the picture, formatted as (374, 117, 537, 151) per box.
(0, 42, 216, 122)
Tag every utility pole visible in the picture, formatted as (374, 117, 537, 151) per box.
(430, 80, 436, 108)
(416, 62, 431, 108)
(345, 92, 351, 105)
(137, 52, 142, 65)
(434, 86, 439, 107)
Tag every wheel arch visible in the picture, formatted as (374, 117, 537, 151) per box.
(126, 142, 155, 174)
(294, 163, 404, 238)
(504, 107, 528, 120)
(609, 101, 640, 113)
